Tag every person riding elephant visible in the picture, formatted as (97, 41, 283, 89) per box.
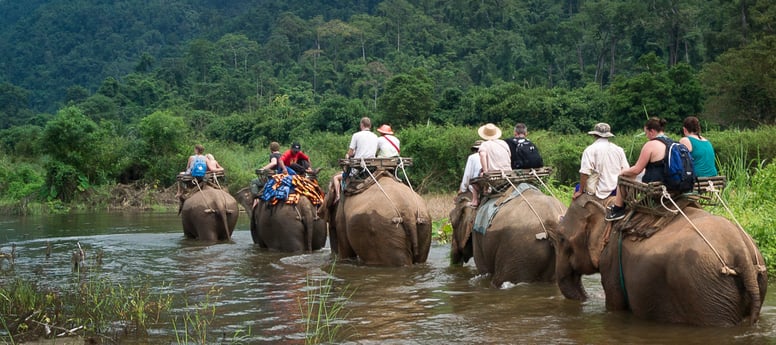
(319, 169, 432, 266)
(551, 194, 767, 326)
(449, 185, 566, 287)
(235, 175, 327, 252)
(179, 182, 239, 241)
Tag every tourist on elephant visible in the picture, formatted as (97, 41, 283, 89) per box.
(206, 153, 224, 173)
(468, 123, 511, 208)
(280, 142, 315, 175)
(606, 117, 670, 221)
(679, 116, 718, 177)
(459, 140, 482, 194)
(332, 117, 379, 202)
(376, 124, 400, 158)
(177, 144, 222, 198)
(251, 141, 287, 207)
(505, 123, 543, 170)
(573, 123, 629, 201)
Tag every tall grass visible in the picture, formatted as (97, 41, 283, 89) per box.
(299, 266, 352, 345)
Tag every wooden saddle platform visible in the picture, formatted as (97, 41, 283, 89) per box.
(619, 175, 727, 217)
(471, 167, 553, 199)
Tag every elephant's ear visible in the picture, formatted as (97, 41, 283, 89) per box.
(581, 197, 610, 269)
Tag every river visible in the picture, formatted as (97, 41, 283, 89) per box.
(1, 212, 774, 344)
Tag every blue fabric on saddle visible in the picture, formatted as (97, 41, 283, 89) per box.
(473, 183, 539, 235)
(260, 174, 294, 203)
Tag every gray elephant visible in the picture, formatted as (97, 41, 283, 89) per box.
(450, 185, 566, 287)
(179, 183, 239, 241)
(551, 194, 767, 326)
(319, 171, 432, 266)
(235, 186, 327, 252)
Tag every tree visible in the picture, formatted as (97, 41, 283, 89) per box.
(700, 36, 776, 127)
(379, 68, 435, 126)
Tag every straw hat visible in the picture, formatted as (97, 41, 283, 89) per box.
(587, 123, 614, 138)
(477, 123, 502, 140)
(376, 124, 394, 135)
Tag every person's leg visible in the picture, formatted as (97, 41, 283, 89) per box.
(333, 174, 343, 202)
(468, 185, 480, 207)
(605, 185, 627, 221)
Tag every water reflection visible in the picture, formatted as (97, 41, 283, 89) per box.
(1, 213, 774, 344)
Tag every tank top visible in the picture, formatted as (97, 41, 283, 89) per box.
(688, 136, 718, 177)
(269, 152, 283, 174)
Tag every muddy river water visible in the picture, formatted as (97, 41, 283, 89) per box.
(1, 212, 774, 344)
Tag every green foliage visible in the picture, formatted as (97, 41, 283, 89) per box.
(700, 35, 776, 128)
(137, 110, 188, 184)
(608, 59, 704, 133)
(379, 68, 435, 126)
(0, 125, 44, 157)
(0, 157, 45, 200)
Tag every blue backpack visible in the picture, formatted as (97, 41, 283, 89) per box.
(191, 155, 207, 177)
(654, 136, 696, 193)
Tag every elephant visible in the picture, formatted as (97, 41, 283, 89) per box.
(235, 186, 327, 252)
(449, 185, 567, 287)
(551, 194, 767, 326)
(319, 171, 432, 266)
(179, 183, 239, 241)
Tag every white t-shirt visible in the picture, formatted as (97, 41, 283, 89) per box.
(376, 134, 401, 158)
(349, 130, 379, 159)
(460, 152, 482, 193)
(579, 138, 630, 199)
(479, 139, 512, 172)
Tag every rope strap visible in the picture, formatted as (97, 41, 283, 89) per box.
(659, 186, 736, 275)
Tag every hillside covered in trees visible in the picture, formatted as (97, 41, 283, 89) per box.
(0, 0, 775, 202)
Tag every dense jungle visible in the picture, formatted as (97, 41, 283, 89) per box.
(0, 1, 775, 261)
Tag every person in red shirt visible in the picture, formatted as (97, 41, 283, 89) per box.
(280, 142, 313, 175)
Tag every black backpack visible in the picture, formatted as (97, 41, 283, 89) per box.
(654, 136, 696, 193)
(506, 138, 543, 169)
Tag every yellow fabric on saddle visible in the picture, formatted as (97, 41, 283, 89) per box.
(265, 174, 325, 206)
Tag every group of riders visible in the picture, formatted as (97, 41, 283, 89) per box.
(177, 115, 718, 219)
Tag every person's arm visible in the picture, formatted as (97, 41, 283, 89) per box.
(460, 158, 475, 193)
(260, 157, 277, 171)
(346, 148, 355, 158)
(573, 173, 589, 200)
(207, 158, 223, 172)
(479, 149, 489, 175)
(679, 137, 693, 152)
(620, 141, 657, 178)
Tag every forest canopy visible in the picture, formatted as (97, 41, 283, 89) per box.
(1, 0, 775, 201)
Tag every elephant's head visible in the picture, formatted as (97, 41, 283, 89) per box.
(234, 187, 254, 214)
(449, 191, 476, 265)
(551, 195, 611, 301)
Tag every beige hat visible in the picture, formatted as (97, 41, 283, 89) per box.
(588, 123, 614, 138)
(472, 140, 483, 149)
(477, 123, 502, 140)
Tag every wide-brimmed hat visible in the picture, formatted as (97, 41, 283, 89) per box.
(376, 124, 394, 135)
(588, 123, 614, 138)
(471, 140, 483, 149)
(477, 123, 502, 140)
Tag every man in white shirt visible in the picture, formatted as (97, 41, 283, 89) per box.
(347, 117, 378, 159)
(573, 122, 630, 201)
(334, 117, 379, 201)
(376, 124, 400, 158)
(459, 140, 483, 194)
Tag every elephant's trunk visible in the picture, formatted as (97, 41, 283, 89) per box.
(557, 269, 587, 301)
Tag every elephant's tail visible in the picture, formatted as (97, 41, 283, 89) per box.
(215, 193, 232, 242)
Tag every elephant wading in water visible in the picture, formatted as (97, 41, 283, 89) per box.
(319, 167, 432, 266)
(179, 181, 239, 241)
(450, 184, 566, 287)
(552, 193, 767, 326)
(235, 174, 327, 252)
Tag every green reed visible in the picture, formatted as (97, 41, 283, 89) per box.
(0, 272, 173, 344)
(300, 265, 352, 345)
